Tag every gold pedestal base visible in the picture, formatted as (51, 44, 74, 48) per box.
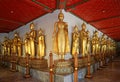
(54, 60, 73, 75)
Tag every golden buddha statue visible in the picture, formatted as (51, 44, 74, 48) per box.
(24, 33, 31, 55)
(91, 31, 98, 55)
(38, 29, 45, 59)
(72, 25, 80, 56)
(86, 30, 91, 55)
(53, 10, 70, 60)
(94, 31, 99, 55)
(106, 37, 110, 56)
(29, 23, 37, 58)
(80, 23, 87, 57)
(12, 32, 19, 55)
(17, 35, 22, 57)
(7, 39, 11, 56)
(2, 37, 8, 55)
(101, 34, 106, 56)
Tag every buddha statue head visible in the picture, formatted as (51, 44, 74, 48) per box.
(38, 28, 43, 35)
(58, 10, 64, 21)
(94, 30, 98, 36)
(4, 36, 8, 41)
(14, 32, 18, 37)
(102, 34, 105, 37)
(81, 23, 86, 30)
(74, 25, 79, 32)
(30, 22, 35, 30)
(25, 33, 29, 38)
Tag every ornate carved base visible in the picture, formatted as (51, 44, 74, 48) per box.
(30, 59, 48, 70)
(54, 60, 73, 75)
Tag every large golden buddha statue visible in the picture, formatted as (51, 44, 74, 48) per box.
(79, 23, 87, 57)
(53, 10, 70, 60)
(38, 29, 45, 59)
(24, 33, 31, 55)
(29, 23, 37, 58)
(72, 25, 80, 56)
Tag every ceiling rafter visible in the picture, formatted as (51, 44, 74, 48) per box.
(88, 15, 120, 23)
(58, 0, 67, 9)
(66, 0, 90, 11)
(56, 0, 60, 9)
(31, 0, 53, 12)
(0, 18, 25, 25)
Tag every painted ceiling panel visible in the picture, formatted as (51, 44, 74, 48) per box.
(90, 17, 120, 30)
(70, 0, 120, 21)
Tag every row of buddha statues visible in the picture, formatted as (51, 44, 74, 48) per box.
(52, 10, 116, 60)
(1, 23, 45, 59)
(0, 10, 116, 60)
(71, 24, 116, 58)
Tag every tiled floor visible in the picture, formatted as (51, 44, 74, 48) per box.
(0, 66, 40, 82)
(79, 56, 120, 82)
(0, 56, 120, 82)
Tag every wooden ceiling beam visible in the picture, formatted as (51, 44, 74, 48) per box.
(66, 0, 90, 11)
(31, 0, 53, 12)
(56, 0, 60, 9)
(0, 18, 25, 25)
(58, 0, 67, 9)
(88, 15, 120, 23)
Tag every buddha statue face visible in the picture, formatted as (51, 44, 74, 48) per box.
(102, 34, 105, 37)
(14, 32, 18, 37)
(25, 33, 29, 38)
(39, 29, 43, 35)
(58, 10, 64, 21)
(4, 36, 8, 40)
(30, 23, 35, 30)
(81, 23, 86, 30)
(74, 25, 79, 32)
(94, 31, 98, 36)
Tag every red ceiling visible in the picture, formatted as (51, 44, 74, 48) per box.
(0, 0, 120, 41)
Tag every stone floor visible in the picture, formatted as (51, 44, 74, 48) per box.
(0, 66, 40, 82)
(0, 56, 120, 82)
(79, 56, 120, 82)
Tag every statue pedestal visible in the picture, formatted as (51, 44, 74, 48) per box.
(30, 58, 48, 70)
(54, 60, 73, 75)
